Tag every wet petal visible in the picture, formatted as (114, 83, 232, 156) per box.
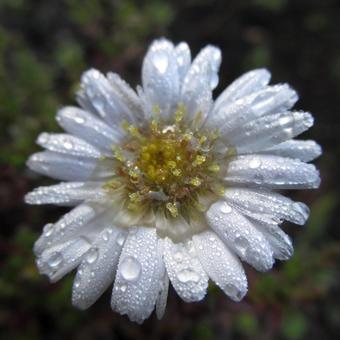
(155, 269, 169, 320)
(25, 181, 106, 206)
(193, 231, 247, 301)
(175, 42, 191, 85)
(36, 133, 102, 158)
(163, 238, 208, 302)
(56, 106, 120, 151)
(36, 236, 92, 283)
(77, 69, 137, 129)
(111, 227, 164, 324)
(224, 155, 320, 189)
(34, 204, 97, 255)
(206, 200, 274, 271)
(72, 226, 127, 309)
(214, 68, 271, 111)
(227, 111, 313, 154)
(224, 187, 310, 225)
(208, 84, 298, 133)
(27, 151, 115, 181)
(142, 39, 180, 120)
(260, 140, 322, 162)
(253, 222, 293, 260)
(181, 45, 221, 121)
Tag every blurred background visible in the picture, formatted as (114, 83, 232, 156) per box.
(0, 0, 339, 339)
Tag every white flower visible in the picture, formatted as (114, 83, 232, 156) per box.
(25, 38, 321, 323)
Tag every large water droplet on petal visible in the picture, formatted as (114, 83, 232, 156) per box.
(47, 252, 63, 268)
(234, 236, 249, 255)
(116, 233, 125, 246)
(85, 247, 99, 264)
(153, 53, 169, 74)
(120, 256, 141, 282)
(177, 269, 200, 283)
(225, 283, 241, 300)
(220, 202, 232, 214)
(249, 158, 262, 169)
(43, 223, 54, 237)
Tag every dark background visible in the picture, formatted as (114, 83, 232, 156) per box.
(0, 0, 339, 339)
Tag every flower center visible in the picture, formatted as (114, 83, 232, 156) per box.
(104, 105, 228, 240)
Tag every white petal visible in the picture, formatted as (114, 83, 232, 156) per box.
(34, 204, 97, 255)
(181, 45, 221, 121)
(25, 181, 106, 206)
(193, 231, 247, 301)
(142, 39, 179, 120)
(36, 236, 92, 283)
(208, 84, 298, 132)
(156, 269, 169, 320)
(224, 187, 310, 225)
(56, 106, 120, 151)
(227, 111, 314, 154)
(213, 68, 271, 111)
(111, 227, 164, 324)
(260, 140, 322, 162)
(257, 223, 293, 260)
(224, 155, 320, 189)
(77, 69, 136, 130)
(163, 238, 208, 302)
(36, 133, 102, 158)
(27, 151, 115, 181)
(107, 72, 144, 120)
(72, 226, 127, 309)
(206, 200, 274, 271)
(175, 42, 191, 85)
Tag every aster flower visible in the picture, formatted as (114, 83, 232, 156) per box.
(25, 38, 321, 323)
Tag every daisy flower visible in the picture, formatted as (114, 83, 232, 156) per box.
(25, 38, 321, 323)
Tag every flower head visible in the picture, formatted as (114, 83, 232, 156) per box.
(25, 38, 321, 323)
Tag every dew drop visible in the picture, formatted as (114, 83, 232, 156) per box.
(225, 283, 241, 299)
(220, 202, 232, 214)
(64, 140, 73, 150)
(249, 158, 262, 169)
(234, 236, 249, 254)
(47, 252, 63, 268)
(43, 223, 54, 237)
(177, 269, 200, 283)
(153, 53, 169, 74)
(74, 115, 86, 124)
(116, 233, 125, 246)
(174, 251, 183, 262)
(120, 256, 141, 282)
(279, 115, 292, 126)
(120, 284, 127, 292)
(85, 247, 99, 264)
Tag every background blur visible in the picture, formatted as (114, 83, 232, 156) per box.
(0, 0, 339, 339)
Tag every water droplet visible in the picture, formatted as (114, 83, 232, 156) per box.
(120, 256, 141, 282)
(47, 252, 63, 268)
(85, 248, 99, 264)
(220, 202, 232, 214)
(234, 236, 249, 254)
(120, 284, 127, 292)
(64, 140, 73, 150)
(153, 53, 168, 74)
(249, 158, 262, 169)
(177, 269, 200, 283)
(74, 115, 86, 124)
(74, 275, 81, 288)
(210, 74, 219, 89)
(116, 233, 125, 246)
(43, 223, 54, 237)
(279, 115, 292, 126)
(225, 283, 241, 299)
(174, 251, 183, 262)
